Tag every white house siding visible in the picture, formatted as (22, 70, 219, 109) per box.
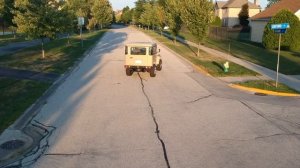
(250, 20, 268, 43)
(215, 9, 223, 19)
(295, 10, 300, 19)
(249, 9, 261, 17)
(223, 8, 260, 27)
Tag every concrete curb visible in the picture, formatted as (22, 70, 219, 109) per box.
(229, 84, 300, 97)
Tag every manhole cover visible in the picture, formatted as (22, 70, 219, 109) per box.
(255, 92, 268, 96)
(0, 140, 25, 150)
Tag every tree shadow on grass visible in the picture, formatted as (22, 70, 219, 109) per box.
(212, 61, 224, 71)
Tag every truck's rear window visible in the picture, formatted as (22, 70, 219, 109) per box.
(130, 47, 147, 55)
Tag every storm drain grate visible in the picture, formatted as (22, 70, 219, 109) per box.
(255, 92, 268, 96)
(0, 140, 25, 150)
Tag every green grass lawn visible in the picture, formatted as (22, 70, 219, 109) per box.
(0, 30, 106, 134)
(142, 29, 257, 77)
(0, 34, 27, 47)
(0, 77, 50, 133)
(236, 80, 300, 94)
(176, 30, 300, 75)
(0, 30, 106, 74)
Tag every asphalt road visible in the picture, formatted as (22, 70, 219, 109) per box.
(28, 26, 300, 168)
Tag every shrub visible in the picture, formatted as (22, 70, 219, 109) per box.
(211, 16, 222, 27)
(262, 9, 300, 51)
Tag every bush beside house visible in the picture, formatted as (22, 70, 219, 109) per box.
(262, 9, 300, 51)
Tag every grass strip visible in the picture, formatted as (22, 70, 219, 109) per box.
(141, 29, 257, 77)
(236, 80, 300, 94)
(0, 30, 106, 74)
(0, 77, 51, 133)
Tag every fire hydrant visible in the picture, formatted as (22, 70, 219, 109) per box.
(223, 61, 229, 72)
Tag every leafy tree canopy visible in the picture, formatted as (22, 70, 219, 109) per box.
(238, 4, 249, 27)
(180, 0, 214, 55)
(267, 0, 280, 8)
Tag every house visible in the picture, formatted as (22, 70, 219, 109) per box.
(215, 0, 261, 27)
(250, 0, 300, 43)
(215, 1, 227, 19)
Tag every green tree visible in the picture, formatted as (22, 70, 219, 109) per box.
(133, 0, 147, 25)
(14, 0, 70, 58)
(267, 0, 280, 8)
(121, 6, 132, 24)
(154, 4, 166, 35)
(180, 0, 213, 56)
(91, 0, 113, 29)
(165, 0, 182, 44)
(238, 4, 249, 27)
(262, 9, 300, 51)
(211, 16, 222, 27)
(0, 0, 5, 34)
(66, 0, 92, 17)
(140, 3, 156, 30)
(0, 0, 16, 35)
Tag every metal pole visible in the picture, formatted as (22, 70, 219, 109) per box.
(276, 33, 281, 88)
(80, 26, 83, 48)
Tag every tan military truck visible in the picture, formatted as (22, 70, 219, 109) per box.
(124, 42, 162, 77)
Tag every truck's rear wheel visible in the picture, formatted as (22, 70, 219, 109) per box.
(126, 68, 133, 76)
(149, 66, 156, 77)
(156, 60, 162, 71)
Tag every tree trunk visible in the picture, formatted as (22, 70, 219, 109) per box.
(67, 33, 70, 45)
(198, 41, 201, 57)
(2, 21, 4, 35)
(174, 36, 177, 45)
(101, 24, 103, 29)
(41, 38, 45, 59)
(160, 30, 162, 36)
(148, 25, 149, 30)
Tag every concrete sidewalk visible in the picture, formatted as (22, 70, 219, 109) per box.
(162, 32, 300, 92)
(0, 39, 50, 56)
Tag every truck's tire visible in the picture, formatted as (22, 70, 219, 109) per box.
(156, 60, 162, 71)
(149, 66, 156, 77)
(126, 68, 133, 76)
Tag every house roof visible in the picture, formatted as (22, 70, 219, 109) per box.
(222, 0, 260, 9)
(251, 0, 300, 20)
(215, 1, 227, 9)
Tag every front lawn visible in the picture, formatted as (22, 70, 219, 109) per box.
(141, 29, 257, 77)
(0, 30, 106, 74)
(177, 30, 300, 75)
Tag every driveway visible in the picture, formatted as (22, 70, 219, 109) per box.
(16, 26, 300, 168)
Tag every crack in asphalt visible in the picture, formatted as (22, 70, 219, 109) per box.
(239, 101, 300, 141)
(45, 153, 83, 156)
(3, 120, 56, 168)
(187, 94, 213, 103)
(138, 73, 171, 168)
(217, 133, 300, 142)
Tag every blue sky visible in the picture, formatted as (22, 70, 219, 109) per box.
(109, 0, 268, 10)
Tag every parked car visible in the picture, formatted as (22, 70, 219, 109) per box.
(124, 42, 162, 77)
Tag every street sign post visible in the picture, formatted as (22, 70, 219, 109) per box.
(270, 23, 290, 88)
(78, 17, 85, 48)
